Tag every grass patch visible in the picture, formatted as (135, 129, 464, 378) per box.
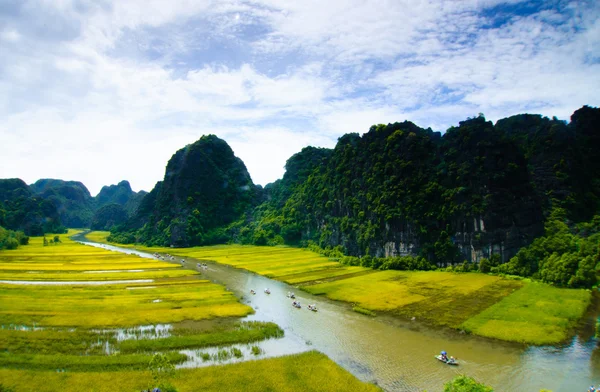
(250, 345, 262, 356)
(118, 321, 283, 353)
(0, 351, 381, 392)
(461, 282, 591, 344)
(0, 329, 115, 355)
(83, 231, 110, 243)
(0, 351, 187, 371)
(353, 307, 376, 317)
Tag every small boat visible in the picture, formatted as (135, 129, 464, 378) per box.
(250, 289, 256, 295)
(307, 304, 318, 312)
(435, 355, 458, 366)
(292, 301, 301, 308)
(264, 288, 271, 294)
(287, 292, 295, 299)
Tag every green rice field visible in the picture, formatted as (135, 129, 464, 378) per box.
(461, 282, 591, 344)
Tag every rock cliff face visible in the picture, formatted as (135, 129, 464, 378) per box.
(137, 135, 255, 246)
(281, 110, 594, 264)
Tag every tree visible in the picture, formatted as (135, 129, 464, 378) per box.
(148, 353, 177, 392)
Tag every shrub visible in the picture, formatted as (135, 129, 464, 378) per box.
(4, 237, 18, 250)
(444, 375, 493, 392)
(250, 345, 262, 355)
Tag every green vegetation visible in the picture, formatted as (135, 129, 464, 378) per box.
(118, 321, 283, 353)
(461, 283, 590, 344)
(352, 307, 376, 317)
(91, 203, 128, 231)
(103, 107, 600, 294)
(443, 375, 493, 392)
(0, 178, 66, 235)
(496, 209, 600, 288)
(0, 351, 381, 392)
(0, 226, 28, 250)
(250, 345, 262, 355)
(0, 351, 187, 371)
(110, 135, 257, 247)
(94, 180, 146, 215)
(29, 179, 96, 228)
(304, 270, 526, 327)
(148, 353, 177, 392)
(81, 230, 111, 243)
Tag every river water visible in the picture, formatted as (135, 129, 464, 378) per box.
(77, 238, 600, 392)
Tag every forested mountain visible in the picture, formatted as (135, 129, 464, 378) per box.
(109, 106, 599, 268)
(7, 105, 595, 287)
(26, 179, 147, 228)
(95, 180, 147, 215)
(30, 179, 95, 228)
(90, 203, 129, 231)
(0, 179, 66, 235)
(111, 135, 256, 246)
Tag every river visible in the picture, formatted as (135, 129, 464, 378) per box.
(77, 238, 600, 392)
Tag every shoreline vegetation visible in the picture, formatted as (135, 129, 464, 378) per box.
(86, 232, 593, 346)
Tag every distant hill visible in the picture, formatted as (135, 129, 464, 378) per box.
(95, 180, 147, 216)
(0, 178, 65, 235)
(26, 179, 147, 229)
(90, 203, 128, 231)
(30, 179, 95, 228)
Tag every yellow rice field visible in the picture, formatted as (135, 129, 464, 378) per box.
(0, 351, 381, 392)
(86, 234, 592, 345)
(0, 232, 379, 391)
(0, 234, 253, 328)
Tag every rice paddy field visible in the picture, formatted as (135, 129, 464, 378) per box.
(0, 351, 381, 392)
(98, 237, 592, 346)
(1, 232, 330, 391)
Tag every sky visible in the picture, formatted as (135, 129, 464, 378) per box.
(0, 0, 599, 196)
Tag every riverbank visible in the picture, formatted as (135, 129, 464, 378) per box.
(89, 234, 592, 346)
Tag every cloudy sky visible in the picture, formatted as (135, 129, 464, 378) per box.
(1, 0, 598, 196)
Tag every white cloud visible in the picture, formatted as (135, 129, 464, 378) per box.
(0, 0, 598, 196)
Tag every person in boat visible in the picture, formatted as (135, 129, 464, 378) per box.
(440, 351, 448, 361)
(589, 386, 596, 392)
(448, 356, 456, 364)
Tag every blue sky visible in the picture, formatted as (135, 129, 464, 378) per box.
(0, 0, 598, 195)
